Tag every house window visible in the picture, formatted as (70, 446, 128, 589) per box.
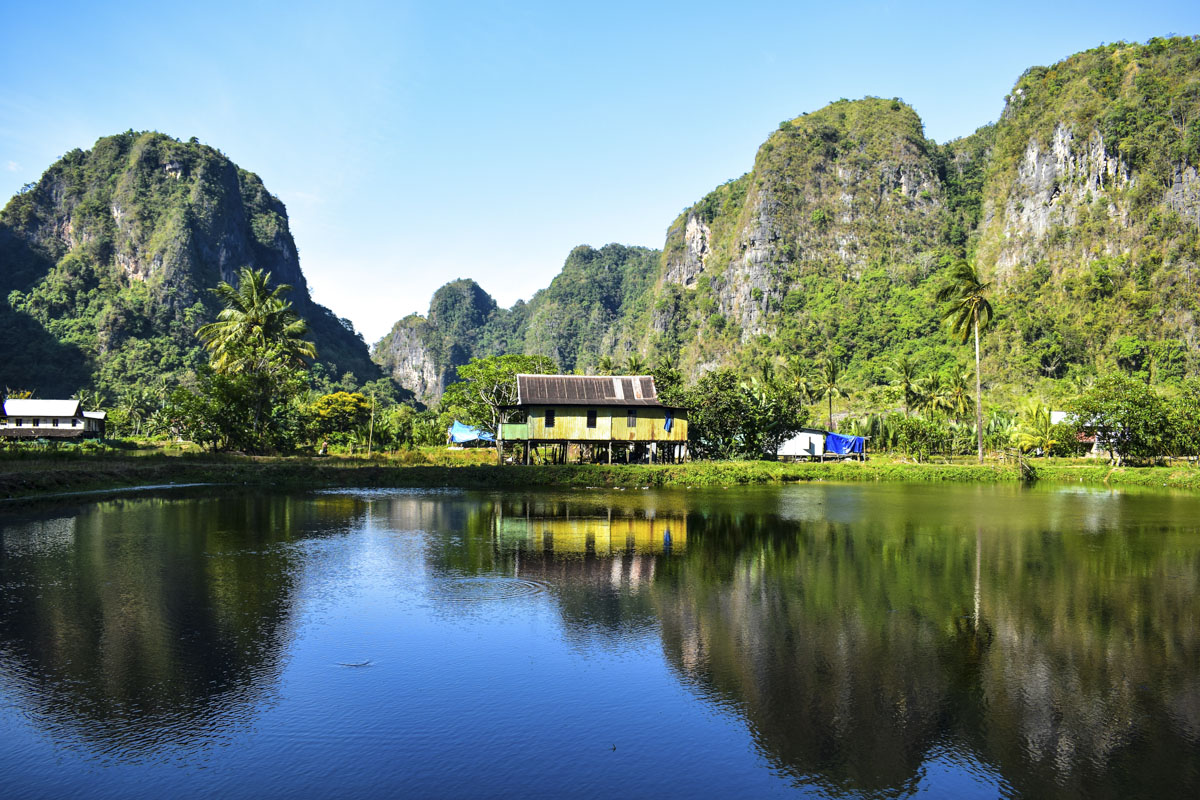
(545, 409, 555, 429)
(627, 409, 637, 427)
(33, 418, 40, 427)
(53, 418, 59, 427)
(15, 419, 22, 427)
(586, 409, 597, 428)
(72, 418, 79, 427)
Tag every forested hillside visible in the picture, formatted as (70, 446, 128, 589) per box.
(373, 244, 659, 403)
(379, 37, 1200, 405)
(0, 131, 384, 398)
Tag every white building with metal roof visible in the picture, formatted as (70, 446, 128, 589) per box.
(1, 399, 106, 439)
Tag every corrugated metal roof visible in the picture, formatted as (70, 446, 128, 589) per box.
(3, 399, 82, 417)
(516, 375, 664, 406)
(83, 410, 107, 420)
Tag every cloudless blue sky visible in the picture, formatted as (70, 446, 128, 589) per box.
(3, 1, 1199, 341)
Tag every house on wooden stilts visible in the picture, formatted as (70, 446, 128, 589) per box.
(499, 374, 688, 464)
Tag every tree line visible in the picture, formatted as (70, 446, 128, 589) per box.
(7, 261, 1196, 465)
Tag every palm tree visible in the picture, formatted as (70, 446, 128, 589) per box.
(914, 373, 953, 419)
(783, 356, 814, 405)
(74, 389, 105, 412)
(815, 357, 847, 431)
(936, 259, 994, 463)
(624, 353, 647, 374)
(1013, 400, 1058, 456)
(890, 356, 918, 417)
(945, 366, 975, 423)
(596, 355, 615, 375)
(197, 267, 317, 373)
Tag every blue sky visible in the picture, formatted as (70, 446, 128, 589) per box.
(2, 1, 1198, 341)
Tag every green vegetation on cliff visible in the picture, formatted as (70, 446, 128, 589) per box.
(379, 37, 1200, 419)
(1, 131, 386, 399)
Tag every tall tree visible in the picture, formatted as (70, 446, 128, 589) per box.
(784, 357, 814, 406)
(936, 259, 994, 463)
(890, 356, 917, 417)
(815, 357, 847, 432)
(440, 354, 557, 437)
(197, 267, 317, 374)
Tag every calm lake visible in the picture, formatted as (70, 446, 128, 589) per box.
(1, 483, 1198, 798)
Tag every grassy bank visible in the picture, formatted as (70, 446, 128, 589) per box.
(5, 451, 1200, 501)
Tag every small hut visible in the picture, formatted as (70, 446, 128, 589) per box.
(499, 374, 688, 464)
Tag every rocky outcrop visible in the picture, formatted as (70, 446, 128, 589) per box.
(984, 125, 1131, 276)
(652, 97, 946, 344)
(663, 214, 711, 287)
(0, 131, 382, 392)
(376, 38, 1200, 395)
(372, 278, 507, 404)
(1166, 165, 1200, 225)
(372, 316, 441, 403)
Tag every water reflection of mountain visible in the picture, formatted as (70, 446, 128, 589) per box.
(0, 492, 349, 757)
(412, 488, 1200, 797)
(651, 502, 1200, 799)
(2, 485, 1196, 795)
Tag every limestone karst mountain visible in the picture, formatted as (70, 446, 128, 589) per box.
(0, 131, 385, 396)
(377, 37, 1200, 403)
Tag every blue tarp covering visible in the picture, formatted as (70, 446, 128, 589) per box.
(664, 410, 674, 433)
(824, 432, 865, 455)
(449, 421, 495, 444)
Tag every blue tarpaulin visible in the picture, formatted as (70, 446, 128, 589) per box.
(824, 432, 865, 455)
(449, 421, 495, 444)
(664, 410, 674, 433)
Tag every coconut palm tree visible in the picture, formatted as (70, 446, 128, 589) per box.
(890, 356, 918, 417)
(624, 353, 648, 374)
(815, 357, 847, 431)
(783, 356, 814, 404)
(913, 373, 940, 417)
(197, 267, 317, 374)
(945, 367, 975, 423)
(596, 355, 616, 375)
(936, 259, 994, 462)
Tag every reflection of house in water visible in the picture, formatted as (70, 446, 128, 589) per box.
(496, 508, 686, 557)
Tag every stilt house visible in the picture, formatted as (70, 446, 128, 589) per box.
(499, 374, 688, 464)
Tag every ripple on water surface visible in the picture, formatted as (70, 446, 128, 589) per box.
(428, 576, 550, 603)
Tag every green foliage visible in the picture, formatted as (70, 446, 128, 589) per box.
(307, 391, 372, 444)
(1168, 378, 1200, 458)
(164, 358, 307, 453)
(439, 354, 557, 434)
(682, 368, 808, 459)
(1069, 373, 1172, 463)
(0, 131, 383, 403)
(197, 267, 317, 373)
(163, 269, 316, 453)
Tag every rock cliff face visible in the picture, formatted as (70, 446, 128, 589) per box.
(382, 37, 1200, 397)
(656, 98, 946, 346)
(372, 246, 658, 404)
(0, 131, 382, 396)
(373, 315, 442, 402)
(373, 279, 507, 404)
